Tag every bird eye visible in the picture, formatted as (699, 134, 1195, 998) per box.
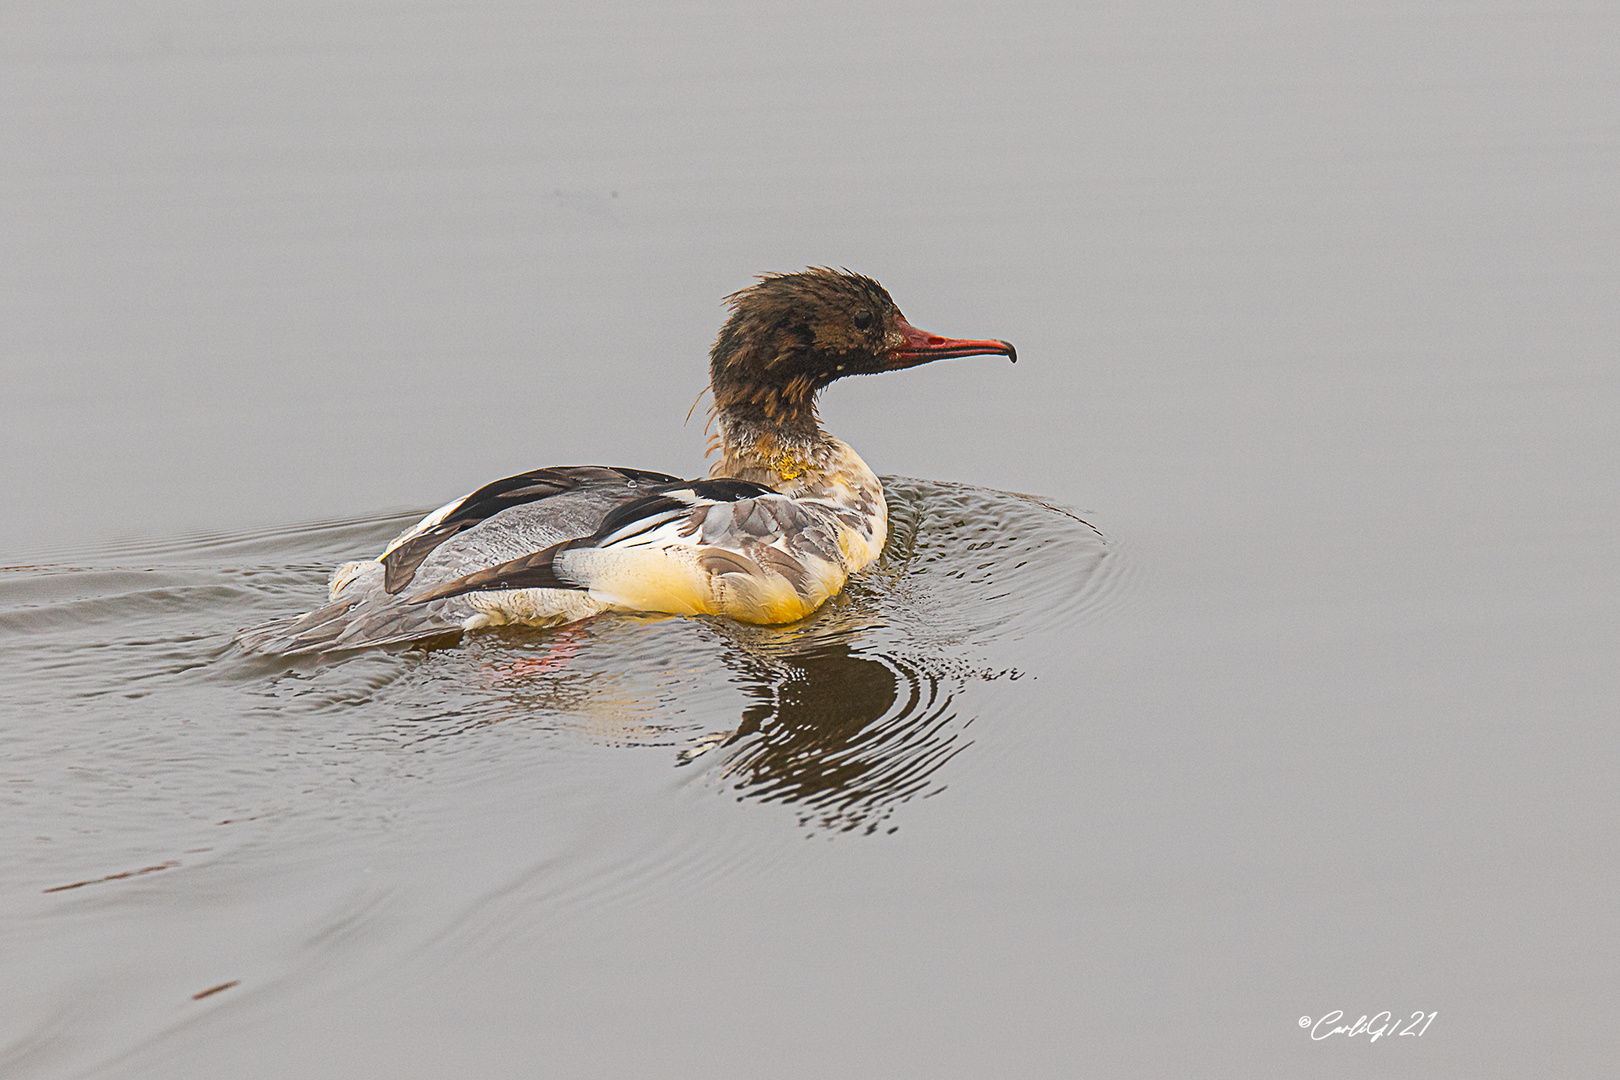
(853, 309, 873, 329)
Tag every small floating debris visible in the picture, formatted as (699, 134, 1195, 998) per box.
(191, 981, 240, 1001)
(43, 860, 178, 893)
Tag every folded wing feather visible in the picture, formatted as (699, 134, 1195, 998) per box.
(409, 481, 853, 625)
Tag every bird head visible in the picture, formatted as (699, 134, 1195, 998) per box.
(708, 268, 1015, 431)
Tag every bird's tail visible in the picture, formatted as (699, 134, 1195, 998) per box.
(234, 580, 472, 656)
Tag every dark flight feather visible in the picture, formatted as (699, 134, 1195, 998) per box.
(406, 539, 577, 601)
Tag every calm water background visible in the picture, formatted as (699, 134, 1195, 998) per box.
(3, 1, 1617, 1077)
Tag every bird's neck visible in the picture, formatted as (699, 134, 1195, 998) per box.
(712, 414, 871, 499)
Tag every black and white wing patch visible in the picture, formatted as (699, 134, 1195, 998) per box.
(407, 478, 802, 604)
(378, 465, 681, 593)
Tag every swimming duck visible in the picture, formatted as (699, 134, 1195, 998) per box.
(240, 269, 1015, 654)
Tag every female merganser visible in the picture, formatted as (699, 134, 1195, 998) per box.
(241, 269, 1015, 654)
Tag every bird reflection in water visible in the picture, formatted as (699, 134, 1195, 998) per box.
(687, 623, 998, 835)
(466, 615, 999, 835)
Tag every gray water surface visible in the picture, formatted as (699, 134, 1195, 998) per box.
(3, 1, 1618, 1077)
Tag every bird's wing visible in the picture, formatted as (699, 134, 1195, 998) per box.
(409, 479, 852, 625)
(377, 465, 682, 594)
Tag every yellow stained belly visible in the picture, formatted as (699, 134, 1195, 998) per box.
(570, 545, 846, 626)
